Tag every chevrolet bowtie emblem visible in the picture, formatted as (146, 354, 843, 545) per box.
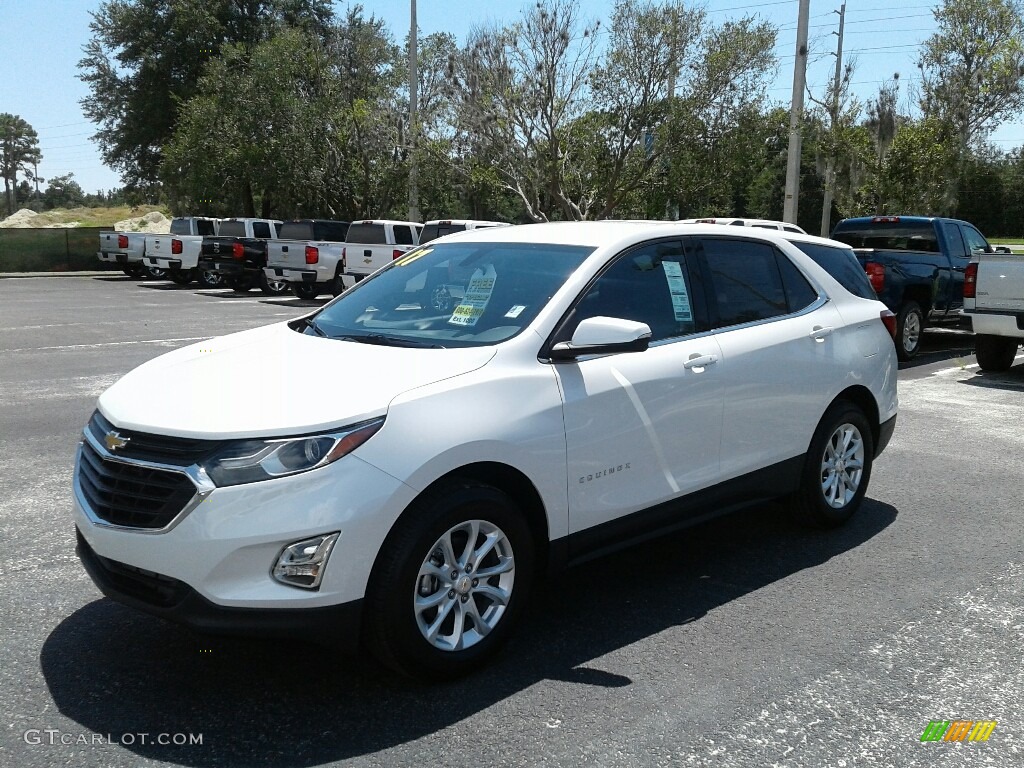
(105, 431, 130, 452)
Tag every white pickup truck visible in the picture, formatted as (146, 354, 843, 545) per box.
(963, 247, 1024, 371)
(143, 217, 221, 287)
(420, 219, 510, 244)
(263, 219, 351, 299)
(97, 231, 161, 278)
(334, 219, 423, 290)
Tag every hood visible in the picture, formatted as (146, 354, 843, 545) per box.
(98, 322, 496, 438)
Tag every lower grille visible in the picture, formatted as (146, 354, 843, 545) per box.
(77, 529, 188, 607)
(78, 440, 197, 529)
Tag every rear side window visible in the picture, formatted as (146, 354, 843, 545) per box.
(699, 238, 789, 328)
(218, 221, 246, 237)
(942, 222, 967, 258)
(421, 222, 468, 243)
(790, 242, 876, 300)
(393, 225, 415, 245)
(252, 222, 271, 239)
(346, 223, 387, 244)
(279, 222, 315, 240)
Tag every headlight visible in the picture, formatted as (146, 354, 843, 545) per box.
(200, 418, 384, 487)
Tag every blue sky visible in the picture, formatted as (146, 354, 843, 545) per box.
(2, 0, 1021, 196)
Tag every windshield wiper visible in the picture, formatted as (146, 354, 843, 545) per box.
(300, 317, 327, 337)
(336, 333, 445, 349)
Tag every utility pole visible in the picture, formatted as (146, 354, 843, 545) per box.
(783, 0, 810, 225)
(820, 2, 846, 237)
(407, 0, 420, 223)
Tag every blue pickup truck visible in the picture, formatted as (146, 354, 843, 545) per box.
(830, 216, 1000, 361)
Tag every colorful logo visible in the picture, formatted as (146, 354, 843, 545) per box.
(920, 720, 997, 742)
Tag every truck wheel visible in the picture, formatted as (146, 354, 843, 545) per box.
(895, 301, 923, 361)
(259, 272, 290, 296)
(143, 265, 168, 280)
(291, 283, 320, 300)
(363, 482, 535, 680)
(789, 400, 874, 529)
(975, 334, 1020, 372)
(122, 265, 144, 278)
(168, 268, 193, 286)
(198, 269, 223, 289)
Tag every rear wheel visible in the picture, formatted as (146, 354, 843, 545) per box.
(259, 272, 290, 296)
(975, 334, 1020, 372)
(364, 482, 535, 680)
(291, 283, 321, 300)
(121, 264, 144, 278)
(895, 301, 923, 361)
(790, 401, 874, 529)
(143, 264, 168, 280)
(168, 268, 193, 286)
(198, 269, 224, 289)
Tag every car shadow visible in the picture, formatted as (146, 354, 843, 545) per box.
(897, 329, 975, 370)
(959, 363, 1024, 391)
(41, 499, 897, 767)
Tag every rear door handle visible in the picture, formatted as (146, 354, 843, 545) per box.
(809, 326, 834, 342)
(683, 353, 718, 370)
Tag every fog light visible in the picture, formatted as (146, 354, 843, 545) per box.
(272, 533, 339, 589)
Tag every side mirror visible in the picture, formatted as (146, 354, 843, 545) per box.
(550, 316, 652, 361)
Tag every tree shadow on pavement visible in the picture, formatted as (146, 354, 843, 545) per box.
(41, 499, 897, 767)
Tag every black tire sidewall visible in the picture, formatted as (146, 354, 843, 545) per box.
(799, 403, 875, 528)
(366, 484, 535, 679)
(292, 283, 320, 300)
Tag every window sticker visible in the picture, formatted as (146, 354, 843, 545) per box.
(663, 260, 693, 322)
(504, 305, 527, 319)
(448, 265, 497, 327)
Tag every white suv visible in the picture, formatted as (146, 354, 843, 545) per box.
(73, 222, 898, 679)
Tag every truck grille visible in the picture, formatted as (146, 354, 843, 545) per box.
(78, 440, 197, 530)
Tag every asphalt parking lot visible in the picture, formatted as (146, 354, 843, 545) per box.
(2, 275, 1023, 767)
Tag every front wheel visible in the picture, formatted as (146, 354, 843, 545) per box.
(790, 401, 874, 529)
(975, 334, 1020, 372)
(259, 272, 290, 296)
(364, 482, 535, 680)
(895, 301, 924, 361)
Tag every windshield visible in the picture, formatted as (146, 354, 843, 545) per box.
(305, 241, 595, 347)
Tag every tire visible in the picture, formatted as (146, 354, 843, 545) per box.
(330, 273, 347, 297)
(790, 401, 874, 529)
(227, 276, 253, 293)
(291, 283, 321, 300)
(121, 265, 144, 278)
(364, 482, 536, 680)
(975, 334, 1019, 372)
(259, 271, 290, 296)
(198, 269, 224, 289)
(143, 264, 168, 280)
(895, 301, 924, 361)
(168, 268, 193, 286)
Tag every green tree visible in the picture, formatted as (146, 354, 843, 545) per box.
(79, 0, 334, 189)
(42, 173, 86, 210)
(0, 113, 42, 216)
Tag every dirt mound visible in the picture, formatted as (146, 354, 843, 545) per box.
(0, 208, 43, 228)
(113, 211, 171, 233)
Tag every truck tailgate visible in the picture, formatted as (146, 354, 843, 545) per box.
(975, 253, 1024, 312)
(266, 240, 310, 270)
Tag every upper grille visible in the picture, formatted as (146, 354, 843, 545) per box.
(87, 411, 221, 466)
(78, 440, 197, 529)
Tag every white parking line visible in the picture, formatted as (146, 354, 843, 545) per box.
(4, 336, 209, 353)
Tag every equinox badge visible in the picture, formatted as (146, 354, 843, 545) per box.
(104, 431, 130, 452)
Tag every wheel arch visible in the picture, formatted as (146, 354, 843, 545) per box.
(830, 385, 881, 449)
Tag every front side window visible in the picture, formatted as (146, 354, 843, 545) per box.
(307, 242, 594, 348)
(562, 240, 704, 342)
(699, 238, 789, 328)
(960, 224, 990, 254)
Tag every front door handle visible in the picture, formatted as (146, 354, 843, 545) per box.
(809, 326, 833, 342)
(683, 353, 718, 370)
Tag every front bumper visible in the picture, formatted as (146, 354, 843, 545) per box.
(77, 528, 363, 647)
